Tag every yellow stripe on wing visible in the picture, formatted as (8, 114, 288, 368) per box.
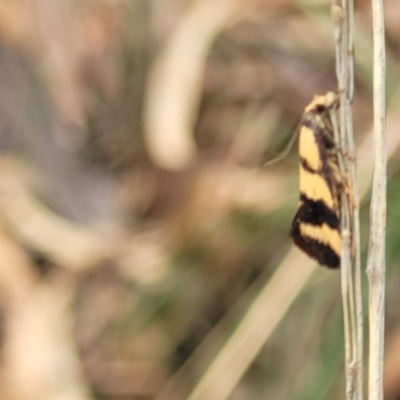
(299, 223, 341, 256)
(299, 126, 322, 171)
(299, 167, 335, 209)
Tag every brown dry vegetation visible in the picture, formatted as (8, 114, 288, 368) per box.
(0, 0, 399, 399)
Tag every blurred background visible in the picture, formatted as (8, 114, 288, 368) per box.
(0, 0, 400, 399)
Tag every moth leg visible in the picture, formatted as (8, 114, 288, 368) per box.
(339, 171, 357, 257)
(342, 173, 354, 206)
(329, 158, 354, 216)
(333, 144, 356, 162)
(335, 169, 356, 236)
(329, 147, 355, 203)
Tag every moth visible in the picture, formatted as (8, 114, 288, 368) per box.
(290, 92, 342, 269)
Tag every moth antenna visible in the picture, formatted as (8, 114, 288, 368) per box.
(262, 122, 300, 167)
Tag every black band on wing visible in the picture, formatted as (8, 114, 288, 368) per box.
(300, 157, 319, 173)
(290, 222, 340, 269)
(297, 194, 340, 230)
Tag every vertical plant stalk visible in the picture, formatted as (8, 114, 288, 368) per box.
(332, 0, 363, 399)
(366, 0, 386, 398)
(185, 249, 317, 400)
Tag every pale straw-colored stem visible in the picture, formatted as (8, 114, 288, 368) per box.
(366, 0, 386, 398)
(332, 0, 363, 398)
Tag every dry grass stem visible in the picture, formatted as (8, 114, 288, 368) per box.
(144, 0, 244, 170)
(0, 229, 91, 400)
(0, 158, 107, 270)
(332, 0, 363, 398)
(366, 0, 387, 398)
(187, 247, 317, 400)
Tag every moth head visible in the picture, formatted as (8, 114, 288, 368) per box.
(304, 91, 340, 113)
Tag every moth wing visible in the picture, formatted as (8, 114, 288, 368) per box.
(291, 124, 341, 268)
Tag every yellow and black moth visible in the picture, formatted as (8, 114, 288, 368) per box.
(291, 92, 342, 269)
